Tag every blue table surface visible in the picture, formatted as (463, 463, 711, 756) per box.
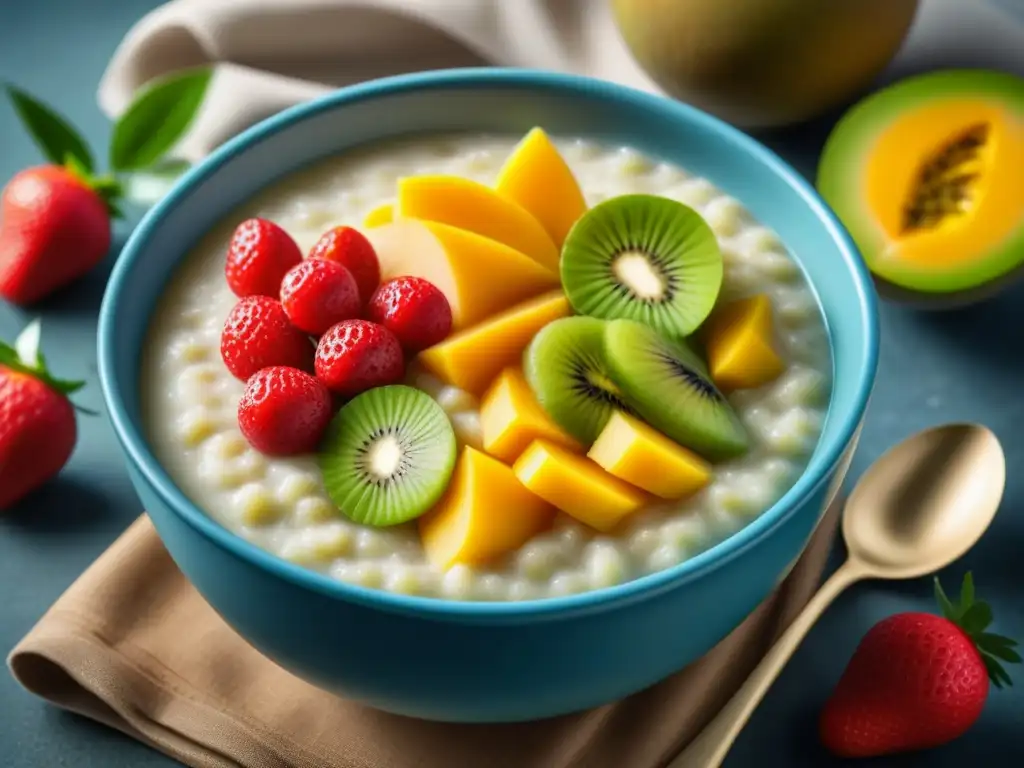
(1, 1, 1023, 765)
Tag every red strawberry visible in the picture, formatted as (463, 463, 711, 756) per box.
(820, 572, 1019, 758)
(237, 366, 333, 456)
(221, 296, 313, 380)
(280, 258, 361, 336)
(0, 320, 85, 509)
(367, 276, 452, 353)
(314, 319, 404, 398)
(308, 226, 380, 304)
(225, 218, 302, 298)
(0, 165, 111, 306)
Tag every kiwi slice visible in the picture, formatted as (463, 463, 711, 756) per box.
(604, 319, 748, 461)
(318, 385, 456, 526)
(560, 194, 723, 337)
(523, 316, 633, 444)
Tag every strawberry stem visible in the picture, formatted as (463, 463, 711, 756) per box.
(0, 320, 90, 403)
(935, 572, 1020, 689)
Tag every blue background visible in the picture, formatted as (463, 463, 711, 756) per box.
(0, 0, 1022, 765)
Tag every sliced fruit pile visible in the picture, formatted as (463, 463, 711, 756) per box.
(217, 126, 800, 576)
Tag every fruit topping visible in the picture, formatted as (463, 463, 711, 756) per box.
(480, 367, 582, 464)
(419, 445, 555, 570)
(523, 316, 633, 445)
(220, 296, 314, 381)
(367, 219, 559, 331)
(588, 412, 711, 500)
(513, 439, 647, 533)
(280, 258, 361, 336)
(702, 294, 785, 391)
(417, 290, 569, 396)
(314, 319, 404, 398)
(603, 319, 748, 461)
(225, 217, 303, 298)
(495, 127, 588, 248)
(561, 194, 723, 338)
(237, 366, 333, 456)
(367, 276, 453, 354)
(318, 384, 456, 526)
(396, 175, 560, 271)
(363, 203, 393, 229)
(307, 225, 381, 304)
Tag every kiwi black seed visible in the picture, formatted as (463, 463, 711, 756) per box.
(318, 384, 456, 527)
(560, 194, 724, 337)
(603, 318, 749, 461)
(523, 316, 633, 445)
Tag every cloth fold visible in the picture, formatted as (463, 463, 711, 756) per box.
(8, 501, 840, 768)
(96, 0, 658, 163)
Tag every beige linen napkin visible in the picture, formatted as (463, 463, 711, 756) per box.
(96, 0, 660, 164)
(8, 498, 840, 768)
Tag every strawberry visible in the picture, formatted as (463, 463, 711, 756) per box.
(307, 226, 381, 304)
(225, 218, 303, 298)
(314, 319, 404, 398)
(367, 276, 452, 353)
(820, 572, 1020, 758)
(0, 166, 112, 306)
(0, 320, 85, 509)
(280, 258, 361, 336)
(220, 296, 313, 380)
(237, 366, 333, 456)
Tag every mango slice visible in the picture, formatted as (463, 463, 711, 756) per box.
(481, 367, 582, 464)
(417, 291, 570, 395)
(495, 127, 588, 248)
(363, 203, 393, 228)
(396, 175, 560, 272)
(419, 446, 555, 569)
(513, 439, 647, 533)
(367, 219, 559, 331)
(588, 412, 712, 500)
(703, 294, 785, 391)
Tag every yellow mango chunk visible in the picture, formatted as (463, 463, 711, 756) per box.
(703, 294, 785, 391)
(495, 127, 588, 248)
(367, 219, 559, 331)
(588, 412, 712, 500)
(417, 291, 569, 395)
(513, 439, 647, 533)
(396, 175, 560, 272)
(363, 203, 393, 228)
(481, 367, 582, 464)
(420, 446, 555, 569)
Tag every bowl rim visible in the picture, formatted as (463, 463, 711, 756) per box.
(98, 66, 879, 620)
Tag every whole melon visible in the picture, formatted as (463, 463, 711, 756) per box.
(612, 0, 920, 128)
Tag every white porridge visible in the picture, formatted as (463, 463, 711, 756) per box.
(141, 132, 831, 602)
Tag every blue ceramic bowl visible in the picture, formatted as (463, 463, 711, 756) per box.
(98, 68, 878, 723)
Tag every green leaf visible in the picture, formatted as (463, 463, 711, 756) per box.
(0, 320, 86, 397)
(978, 633, 1019, 649)
(5, 84, 94, 172)
(109, 67, 212, 172)
(986, 645, 1023, 664)
(983, 655, 1010, 690)
(120, 158, 191, 207)
(961, 601, 994, 635)
(959, 571, 975, 612)
(934, 576, 958, 622)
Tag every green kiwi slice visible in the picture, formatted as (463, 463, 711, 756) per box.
(523, 316, 634, 445)
(560, 194, 723, 337)
(604, 319, 748, 461)
(318, 385, 456, 526)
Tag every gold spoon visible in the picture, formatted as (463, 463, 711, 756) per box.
(671, 422, 1006, 768)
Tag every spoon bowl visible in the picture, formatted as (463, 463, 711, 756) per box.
(843, 423, 1006, 579)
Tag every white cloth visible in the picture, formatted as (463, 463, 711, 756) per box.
(97, 0, 1024, 165)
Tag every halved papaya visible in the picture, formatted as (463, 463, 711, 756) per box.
(817, 69, 1024, 301)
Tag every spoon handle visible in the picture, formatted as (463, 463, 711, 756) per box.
(668, 561, 868, 768)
